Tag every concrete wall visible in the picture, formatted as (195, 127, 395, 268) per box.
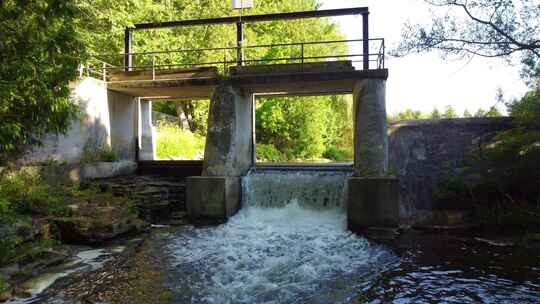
(19, 77, 138, 164)
(388, 117, 514, 223)
(108, 91, 137, 161)
(138, 99, 156, 160)
(20, 78, 111, 164)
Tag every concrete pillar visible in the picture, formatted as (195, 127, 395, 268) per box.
(202, 83, 253, 176)
(187, 83, 253, 222)
(108, 90, 137, 161)
(347, 79, 399, 231)
(138, 99, 156, 161)
(353, 79, 388, 176)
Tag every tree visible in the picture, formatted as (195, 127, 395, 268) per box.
(0, 1, 83, 160)
(396, 0, 540, 81)
(430, 107, 442, 119)
(463, 109, 472, 117)
(475, 108, 487, 117)
(486, 105, 503, 117)
(390, 108, 425, 121)
(442, 105, 458, 118)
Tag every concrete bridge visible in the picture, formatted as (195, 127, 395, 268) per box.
(78, 7, 398, 231)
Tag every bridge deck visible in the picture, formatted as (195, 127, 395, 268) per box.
(107, 62, 388, 99)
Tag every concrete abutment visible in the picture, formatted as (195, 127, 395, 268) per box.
(346, 79, 400, 232)
(187, 83, 253, 221)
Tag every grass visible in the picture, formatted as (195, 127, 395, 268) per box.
(155, 123, 205, 160)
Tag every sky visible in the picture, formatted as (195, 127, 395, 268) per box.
(319, 0, 529, 115)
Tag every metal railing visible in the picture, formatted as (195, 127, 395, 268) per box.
(81, 38, 385, 82)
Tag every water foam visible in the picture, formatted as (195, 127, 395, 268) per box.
(167, 201, 396, 304)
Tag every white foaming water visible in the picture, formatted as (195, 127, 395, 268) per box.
(167, 171, 395, 304)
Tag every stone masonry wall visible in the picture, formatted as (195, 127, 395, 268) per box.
(388, 117, 514, 223)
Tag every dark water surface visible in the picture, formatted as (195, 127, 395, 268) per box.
(355, 232, 540, 303)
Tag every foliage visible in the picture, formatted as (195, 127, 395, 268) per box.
(0, 276, 8, 293)
(155, 122, 205, 160)
(507, 87, 540, 126)
(436, 85, 540, 228)
(443, 105, 458, 118)
(430, 107, 442, 119)
(0, 172, 68, 217)
(255, 95, 352, 161)
(256, 144, 285, 162)
(388, 108, 426, 121)
(390, 104, 504, 121)
(322, 146, 353, 162)
(0, 0, 83, 160)
(485, 105, 503, 117)
(395, 0, 540, 81)
(81, 143, 118, 163)
(475, 108, 487, 117)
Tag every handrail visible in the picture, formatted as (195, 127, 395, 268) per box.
(91, 38, 385, 58)
(82, 38, 386, 80)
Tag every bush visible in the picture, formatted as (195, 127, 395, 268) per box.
(322, 146, 353, 161)
(156, 123, 205, 160)
(256, 144, 285, 162)
(0, 172, 68, 217)
(436, 86, 540, 228)
(81, 143, 118, 163)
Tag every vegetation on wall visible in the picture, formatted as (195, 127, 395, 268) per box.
(436, 84, 540, 228)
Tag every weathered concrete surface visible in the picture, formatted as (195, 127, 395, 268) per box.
(20, 78, 112, 164)
(346, 177, 400, 230)
(353, 79, 388, 176)
(108, 91, 137, 161)
(2, 161, 137, 186)
(82, 161, 137, 179)
(203, 83, 253, 177)
(229, 61, 354, 75)
(388, 117, 514, 223)
(185, 176, 241, 221)
(138, 99, 156, 160)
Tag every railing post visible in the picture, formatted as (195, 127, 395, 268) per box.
(124, 29, 133, 72)
(301, 44, 304, 64)
(152, 54, 156, 80)
(223, 49, 227, 72)
(362, 12, 369, 70)
(236, 21, 244, 66)
(102, 62, 107, 81)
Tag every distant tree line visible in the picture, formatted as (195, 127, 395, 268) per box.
(389, 105, 503, 121)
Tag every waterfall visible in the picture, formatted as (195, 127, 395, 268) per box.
(165, 167, 395, 304)
(242, 168, 351, 209)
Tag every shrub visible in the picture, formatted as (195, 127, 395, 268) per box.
(256, 144, 285, 162)
(81, 143, 118, 163)
(156, 123, 205, 160)
(436, 86, 540, 228)
(0, 276, 8, 293)
(322, 146, 353, 161)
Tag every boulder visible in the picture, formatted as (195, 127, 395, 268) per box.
(55, 203, 148, 244)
